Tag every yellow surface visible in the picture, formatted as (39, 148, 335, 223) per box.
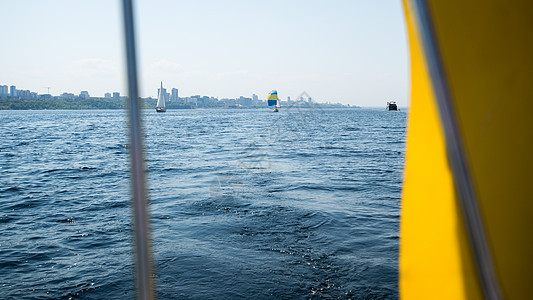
(427, 1, 533, 298)
(267, 93, 278, 101)
(400, 1, 481, 298)
(401, 0, 533, 299)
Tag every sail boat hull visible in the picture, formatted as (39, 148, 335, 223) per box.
(156, 107, 166, 113)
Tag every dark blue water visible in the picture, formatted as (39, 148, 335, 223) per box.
(0, 108, 406, 299)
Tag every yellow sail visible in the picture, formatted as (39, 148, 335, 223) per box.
(401, 1, 533, 299)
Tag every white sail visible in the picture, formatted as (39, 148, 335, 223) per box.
(156, 81, 166, 109)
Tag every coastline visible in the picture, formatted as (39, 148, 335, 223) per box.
(0, 98, 360, 110)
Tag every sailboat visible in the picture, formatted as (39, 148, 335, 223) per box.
(156, 81, 166, 113)
(267, 90, 280, 112)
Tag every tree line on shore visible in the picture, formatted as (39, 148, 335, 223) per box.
(0, 97, 197, 110)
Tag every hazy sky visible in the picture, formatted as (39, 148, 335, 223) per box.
(0, 0, 408, 107)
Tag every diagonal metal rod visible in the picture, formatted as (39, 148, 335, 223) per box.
(122, 0, 157, 299)
(410, 0, 502, 299)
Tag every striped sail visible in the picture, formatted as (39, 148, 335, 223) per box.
(267, 90, 278, 106)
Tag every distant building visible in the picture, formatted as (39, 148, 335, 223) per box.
(287, 96, 291, 102)
(18, 90, 31, 99)
(308, 97, 312, 103)
(113, 92, 120, 99)
(180, 96, 195, 104)
(79, 91, 90, 99)
(0, 85, 9, 97)
(197, 96, 212, 106)
(171, 88, 179, 102)
(60, 92, 76, 98)
(10, 85, 16, 97)
(104, 92, 112, 99)
(238, 96, 252, 106)
(220, 98, 235, 107)
(188, 95, 201, 104)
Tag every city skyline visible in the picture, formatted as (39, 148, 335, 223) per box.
(1, 82, 351, 108)
(0, 1, 408, 107)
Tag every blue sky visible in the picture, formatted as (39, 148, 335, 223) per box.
(0, 0, 408, 107)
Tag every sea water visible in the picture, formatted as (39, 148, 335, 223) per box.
(0, 108, 406, 299)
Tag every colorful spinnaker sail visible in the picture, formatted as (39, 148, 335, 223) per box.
(267, 90, 278, 106)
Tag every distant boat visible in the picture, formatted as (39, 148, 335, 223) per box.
(386, 101, 398, 111)
(268, 90, 280, 112)
(156, 81, 167, 113)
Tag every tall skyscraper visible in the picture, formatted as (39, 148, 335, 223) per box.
(105, 92, 112, 99)
(113, 92, 120, 99)
(0, 85, 8, 97)
(171, 88, 179, 102)
(9, 85, 16, 97)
